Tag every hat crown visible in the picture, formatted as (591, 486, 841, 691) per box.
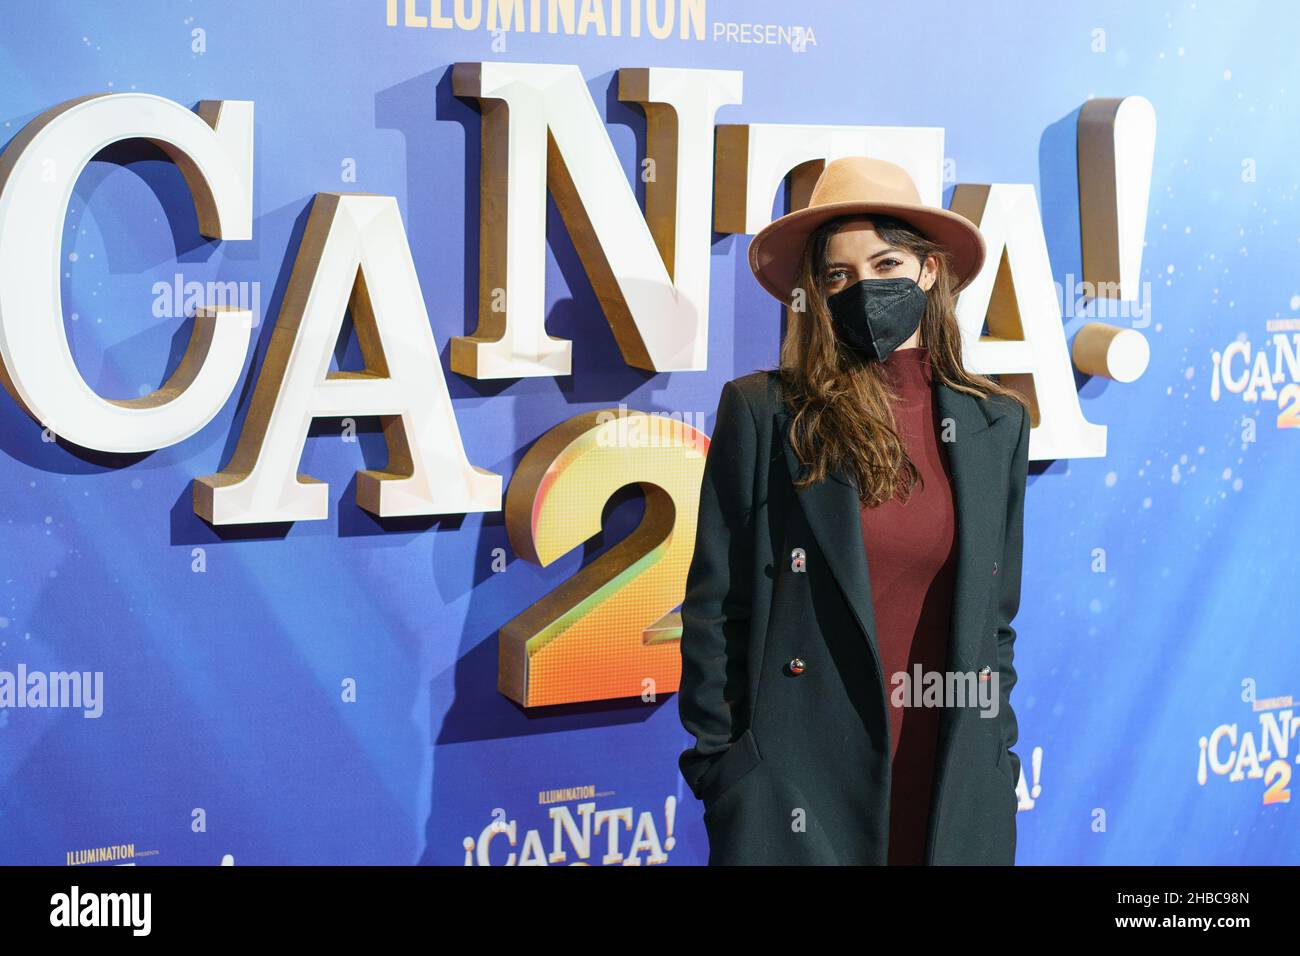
(808, 157, 923, 210)
(746, 154, 986, 302)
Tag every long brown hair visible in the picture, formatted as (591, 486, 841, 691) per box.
(777, 213, 1028, 507)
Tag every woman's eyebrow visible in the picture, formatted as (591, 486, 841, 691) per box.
(824, 249, 900, 268)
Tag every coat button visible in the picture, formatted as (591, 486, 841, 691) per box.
(788, 658, 806, 675)
(978, 664, 992, 681)
(790, 548, 806, 572)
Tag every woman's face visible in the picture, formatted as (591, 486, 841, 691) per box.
(821, 219, 934, 297)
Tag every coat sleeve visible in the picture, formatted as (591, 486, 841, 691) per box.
(995, 401, 1030, 783)
(677, 379, 758, 801)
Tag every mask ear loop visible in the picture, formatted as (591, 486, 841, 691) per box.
(911, 258, 928, 351)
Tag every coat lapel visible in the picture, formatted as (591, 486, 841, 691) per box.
(775, 377, 1014, 676)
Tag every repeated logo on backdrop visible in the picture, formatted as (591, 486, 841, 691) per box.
(461, 791, 678, 865)
(1210, 319, 1300, 429)
(1198, 690, 1296, 806)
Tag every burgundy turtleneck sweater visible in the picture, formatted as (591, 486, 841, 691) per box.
(858, 345, 958, 866)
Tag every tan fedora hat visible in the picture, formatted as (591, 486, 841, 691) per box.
(747, 156, 987, 303)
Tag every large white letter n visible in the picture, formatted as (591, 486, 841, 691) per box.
(194, 193, 502, 525)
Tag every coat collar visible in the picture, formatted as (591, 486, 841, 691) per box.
(774, 377, 1013, 675)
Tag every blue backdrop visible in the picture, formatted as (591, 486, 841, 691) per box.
(1, 0, 1296, 865)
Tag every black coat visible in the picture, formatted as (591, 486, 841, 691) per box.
(676, 368, 1030, 865)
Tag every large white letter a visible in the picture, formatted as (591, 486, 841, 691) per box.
(194, 192, 501, 525)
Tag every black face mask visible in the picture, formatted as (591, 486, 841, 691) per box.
(825, 270, 927, 362)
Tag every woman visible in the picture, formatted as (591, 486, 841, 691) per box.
(677, 157, 1031, 866)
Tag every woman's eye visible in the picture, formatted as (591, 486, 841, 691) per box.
(877, 258, 903, 272)
(826, 269, 847, 282)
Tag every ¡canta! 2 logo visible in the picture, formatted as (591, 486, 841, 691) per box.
(1197, 688, 1297, 806)
(0, 73, 1153, 710)
(1210, 320, 1300, 429)
(463, 797, 679, 865)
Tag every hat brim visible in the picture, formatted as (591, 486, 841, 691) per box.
(747, 199, 987, 303)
